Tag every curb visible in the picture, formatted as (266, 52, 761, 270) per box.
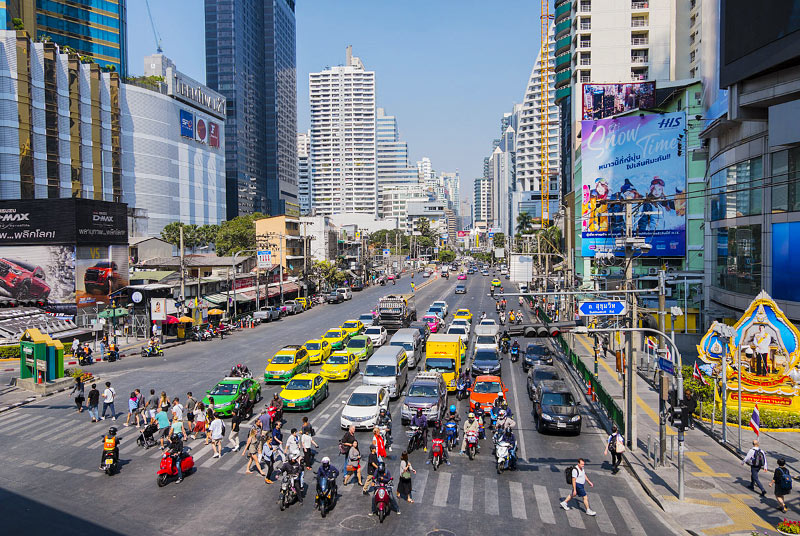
(0, 381, 86, 414)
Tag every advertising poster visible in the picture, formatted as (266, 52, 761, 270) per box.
(581, 112, 686, 257)
(196, 117, 208, 144)
(180, 109, 194, 138)
(0, 245, 75, 303)
(582, 82, 656, 120)
(150, 298, 167, 321)
(209, 122, 220, 148)
(75, 245, 129, 308)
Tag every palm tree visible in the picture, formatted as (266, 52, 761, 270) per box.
(516, 213, 535, 235)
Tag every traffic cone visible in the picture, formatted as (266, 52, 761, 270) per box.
(587, 382, 596, 402)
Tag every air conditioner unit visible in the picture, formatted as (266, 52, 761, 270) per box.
(648, 267, 658, 275)
(598, 268, 610, 276)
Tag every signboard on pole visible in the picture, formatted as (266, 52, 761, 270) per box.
(658, 356, 675, 376)
(382, 248, 391, 257)
(578, 301, 627, 316)
(509, 254, 533, 282)
(257, 250, 272, 269)
(150, 298, 167, 321)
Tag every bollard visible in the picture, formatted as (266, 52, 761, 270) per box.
(670, 435, 675, 461)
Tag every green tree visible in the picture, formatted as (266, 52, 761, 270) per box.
(311, 260, 345, 290)
(516, 213, 535, 235)
(438, 248, 456, 263)
(11, 18, 24, 31)
(492, 232, 506, 249)
(417, 217, 433, 240)
(215, 213, 264, 256)
(370, 229, 409, 254)
(160, 222, 200, 251)
(196, 224, 219, 250)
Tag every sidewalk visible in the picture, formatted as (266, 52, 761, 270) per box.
(561, 331, 797, 536)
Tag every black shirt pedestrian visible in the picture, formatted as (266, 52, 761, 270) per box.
(88, 386, 100, 406)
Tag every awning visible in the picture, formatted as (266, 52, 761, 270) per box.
(267, 282, 299, 298)
(201, 293, 227, 305)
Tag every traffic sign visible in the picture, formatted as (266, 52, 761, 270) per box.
(578, 300, 627, 316)
(488, 232, 495, 238)
(382, 248, 391, 257)
(658, 357, 675, 375)
(257, 250, 272, 269)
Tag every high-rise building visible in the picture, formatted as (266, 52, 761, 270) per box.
(297, 132, 311, 215)
(441, 172, 461, 214)
(379, 184, 428, 222)
(473, 177, 493, 229)
(2, 0, 128, 76)
(376, 108, 418, 215)
(205, 0, 298, 219)
(417, 157, 435, 188)
(309, 46, 377, 216)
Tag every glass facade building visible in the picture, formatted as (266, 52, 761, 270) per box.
(205, 0, 298, 219)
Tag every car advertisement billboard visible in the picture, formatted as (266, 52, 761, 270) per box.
(209, 121, 220, 148)
(582, 82, 656, 120)
(180, 109, 194, 138)
(75, 245, 129, 308)
(0, 246, 75, 303)
(581, 112, 686, 257)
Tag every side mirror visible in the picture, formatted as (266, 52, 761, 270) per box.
(205, 390, 211, 394)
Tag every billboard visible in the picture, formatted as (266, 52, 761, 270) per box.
(196, 117, 208, 144)
(457, 231, 468, 238)
(0, 246, 75, 303)
(180, 109, 194, 138)
(582, 82, 656, 120)
(509, 254, 533, 283)
(209, 122, 220, 148)
(773, 222, 800, 302)
(75, 245, 129, 308)
(581, 112, 686, 257)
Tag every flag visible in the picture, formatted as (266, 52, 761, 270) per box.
(750, 404, 761, 436)
(693, 362, 707, 385)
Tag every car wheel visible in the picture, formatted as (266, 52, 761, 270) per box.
(310, 397, 316, 410)
(14, 280, 30, 300)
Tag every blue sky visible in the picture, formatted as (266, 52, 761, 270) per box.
(127, 0, 546, 198)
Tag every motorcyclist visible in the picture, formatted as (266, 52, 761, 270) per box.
(270, 393, 284, 424)
(499, 427, 517, 468)
(500, 331, 511, 352)
(370, 461, 400, 516)
(460, 412, 481, 455)
(316, 456, 339, 499)
(100, 426, 120, 470)
(508, 311, 515, 324)
(377, 408, 392, 451)
(426, 425, 450, 465)
(495, 409, 517, 434)
(167, 432, 184, 483)
(518, 296, 524, 306)
(279, 453, 304, 503)
(511, 339, 520, 356)
(445, 404, 461, 426)
(493, 394, 512, 416)
(517, 310, 524, 324)
(410, 408, 428, 452)
(495, 300, 501, 312)
(499, 311, 506, 325)
(480, 312, 487, 322)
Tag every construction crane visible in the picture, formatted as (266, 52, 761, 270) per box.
(540, 0, 554, 226)
(145, 0, 163, 54)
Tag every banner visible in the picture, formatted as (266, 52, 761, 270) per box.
(179, 109, 194, 138)
(209, 122, 220, 148)
(150, 298, 167, 321)
(195, 117, 208, 144)
(581, 112, 686, 257)
(582, 82, 656, 120)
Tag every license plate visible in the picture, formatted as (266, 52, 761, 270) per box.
(273, 375, 281, 379)
(105, 458, 113, 465)
(287, 402, 295, 407)
(557, 423, 566, 428)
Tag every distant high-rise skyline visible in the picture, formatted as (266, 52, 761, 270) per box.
(297, 132, 311, 214)
(377, 107, 419, 216)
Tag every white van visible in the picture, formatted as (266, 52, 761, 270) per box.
(362, 346, 409, 398)
(389, 328, 423, 368)
(336, 287, 353, 300)
(474, 324, 500, 352)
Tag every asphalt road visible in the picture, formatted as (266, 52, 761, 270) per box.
(0, 272, 681, 535)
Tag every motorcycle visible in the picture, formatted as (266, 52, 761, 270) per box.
(430, 438, 445, 471)
(141, 345, 164, 358)
(489, 407, 500, 430)
(455, 378, 469, 400)
(501, 340, 510, 355)
(406, 425, 424, 454)
(157, 451, 194, 487)
(495, 439, 516, 474)
(444, 421, 459, 451)
(474, 407, 487, 439)
(465, 429, 480, 460)
(105, 349, 119, 362)
(101, 449, 118, 476)
(279, 472, 301, 511)
(315, 475, 335, 517)
(373, 480, 394, 523)
(510, 344, 520, 363)
(78, 353, 93, 366)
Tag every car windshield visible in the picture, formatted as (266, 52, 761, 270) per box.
(408, 384, 438, 397)
(476, 335, 496, 345)
(426, 358, 455, 373)
(456, 311, 469, 316)
(272, 354, 295, 364)
(347, 393, 377, 407)
(433, 302, 446, 308)
(325, 331, 343, 338)
(453, 320, 468, 325)
(209, 383, 238, 396)
(364, 364, 396, 377)
(328, 354, 349, 364)
(305, 342, 321, 350)
(348, 339, 366, 348)
(429, 307, 443, 313)
(479, 320, 496, 325)
(526, 346, 548, 356)
(542, 392, 575, 406)
(329, 292, 339, 296)
(474, 350, 498, 362)
(474, 381, 502, 394)
(343, 322, 358, 329)
(359, 315, 374, 322)
(448, 328, 466, 335)
(285, 379, 312, 390)
(423, 316, 437, 323)
(365, 327, 382, 335)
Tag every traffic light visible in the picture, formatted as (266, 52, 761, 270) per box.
(515, 321, 579, 338)
(666, 389, 687, 431)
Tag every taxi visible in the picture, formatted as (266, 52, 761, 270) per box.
(346, 335, 375, 361)
(323, 328, 351, 350)
(469, 375, 508, 413)
(340, 319, 365, 337)
(264, 345, 310, 383)
(278, 373, 329, 411)
(454, 308, 473, 322)
(457, 273, 467, 280)
(303, 339, 332, 365)
(320, 350, 360, 381)
(296, 297, 311, 311)
(491, 278, 502, 288)
(422, 314, 443, 333)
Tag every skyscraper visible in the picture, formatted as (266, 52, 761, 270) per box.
(376, 108, 418, 189)
(3, 0, 128, 76)
(205, 0, 298, 219)
(309, 46, 377, 216)
(297, 131, 310, 215)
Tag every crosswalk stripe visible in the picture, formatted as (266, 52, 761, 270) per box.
(35, 461, 53, 469)
(559, 488, 586, 529)
(7, 416, 56, 435)
(414, 469, 429, 502)
(484, 477, 499, 515)
(68, 468, 88, 475)
(50, 465, 70, 472)
(533, 484, 556, 524)
(432, 472, 451, 507)
(119, 440, 144, 455)
(591, 495, 616, 534)
(49, 425, 86, 443)
(25, 420, 75, 441)
(72, 433, 99, 448)
(613, 496, 645, 535)
(509, 481, 527, 520)
(199, 451, 223, 468)
(0, 413, 29, 427)
(220, 451, 244, 471)
(192, 444, 215, 464)
(458, 474, 473, 511)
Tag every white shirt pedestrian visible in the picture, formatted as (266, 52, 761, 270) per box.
(171, 403, 184, 421)
(103, 386, 115, 404)
(209, 417, 224, 458)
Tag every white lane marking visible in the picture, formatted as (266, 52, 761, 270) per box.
(484, 476, 499, 515)
(591, 495, 617, 534)
(459, 474, 473, 511)
(34, 461, 53, 468)
(68, 468, 88, 475)
(199, 450, 224, 467)
(25, 420, 75, 441)
(533, 484, 556, 524)
(190, 443, 215, 463)
(509, 480, 527, 519)
(49, 425, 88, 443)
(312, 380, 361, 436)
(432, 471, 451, 507)
(50, 464, 70, 472)
(219, 451, 244, 471)
(414, 468, 429, 501)
(86, 472, 102, 477)
(613, 496, 646, 535)
(0, 413, 29, 427)
(7, 416, 57, 436)
(72, 433, 99, 447)
(505, 349, 527, 462)
(560, 488, 586, 529)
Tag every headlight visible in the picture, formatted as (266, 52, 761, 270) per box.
(215, 403, 229, 409)
(570, 415, 581, 422)
(402, 404, 410, 412)
(541, 413, 553, 421)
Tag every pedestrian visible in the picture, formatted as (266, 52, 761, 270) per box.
(271, 421, 286, 464)
(87, 383, 100, 422)
(100, 381, 116, 420)
(340, 425, 356, 475)
(301, 416, 313, 437)
(159, 391, 170, 414)
(146, 389, 158, 420)
(208, 414, 224, 458)
(560, 458, 596, 516)
(170, 413, 186, 440)
(742, 439, 768, 496)
(124, 391, 138, 427)
(242, 427, 267, 477)
(683, 390, 697, 430)
(204, 398, 215, 445)
(191, 402, 206, 440)
(135, 389, 146, 427)
(70, 376, 85, 413)
(770, 458, 792, 513)
(362, 444, 380, 494)
(170, 397, 184, 421)
(228, 400, 242, 452)
(284, 428, 302, 461)
(99, 338, 106, 361)
(398, 450, 416, 503)
(372, 426, 387, 458)
(185, 392, 197, 433)
(343, 439, 362, 487)
(301, 428, 318, 470)
(71, 338, 79, 356)
(603, 425, 624, 473)
(154, 406, 171, 448)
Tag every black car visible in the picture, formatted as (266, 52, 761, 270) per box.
(408, 321, 431, 343)
(351, 281, 364, 291)
(534, 380, 581, 434)
(326, 291, 344, 304)
(455, 284, 466, 294)
(527, 364, 560, 401)
(523, 343, 553, 372)
(471, 348, 502, 376)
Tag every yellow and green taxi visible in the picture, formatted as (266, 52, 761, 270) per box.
(320, 350, 359, 381)
(346, 335, 374, 361)
(491, 278, 502, 288)
(296, 297, 311, 310)
(323, 328, 350, 351)
(460, 338, 467, 361)
(340, 319, 365, 337)
(278, 373, 329, 410)
(303, 339, 332, 364)
(264, 345, 310, 383)
(454, 308, 473, 322)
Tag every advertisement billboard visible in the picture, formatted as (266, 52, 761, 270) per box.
(457, 231, 468, 238)
(196, 117, 208, 144)
(581, 112, 686, 257)
(773, 222, 800, 302)
(582, 82, 656, 120)
(180, 109, 194, 138)
(0, 246, 75, 303)
(150, 298, 167, 321)
(209, 122, 220, 148)
(75, 245, 129, 309)
(509, 254, 533, 283)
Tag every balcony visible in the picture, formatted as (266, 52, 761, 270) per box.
(555, 1, 572, 22)
(556, 19, 571, 38)
(631, 17, 648, 27)
(580, 54, 591, 66)
(554, 86, 571, 103)
(631, 69, 649, 81)
(631, 36, 649, 46)
(555, 35, 572, 55)
(579, 72, 591, 83)
(579, 20, 592, 31)
(579, 1, 591, 13)
(578, 38, 591, 49)
(631, 1, 649, 9)
(555, 69, 571, 88)
(631, 52, 648, 64)
(555, 52, 571, 70)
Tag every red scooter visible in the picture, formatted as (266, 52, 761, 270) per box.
(373, 480, 394, 523)
(157, 451, 194, 487)
(431, 438, 445, 471)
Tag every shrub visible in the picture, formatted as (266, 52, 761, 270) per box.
(0, 345, 19, 360)
(777, 518, 800, 534)
(698, 403, 800, 429)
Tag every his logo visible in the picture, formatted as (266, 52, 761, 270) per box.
(658, 117, 682, 129)
(93, 215, 113, 222)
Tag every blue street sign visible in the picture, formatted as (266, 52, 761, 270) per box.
(382, 249, 391, 257)
(658, 357, 675, 376)
(578, 300, 627, 316)
(488, 232, 495, 238)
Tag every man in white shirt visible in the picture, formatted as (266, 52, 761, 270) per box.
(561, 458, 596, 516)
(101, 381, 116, 420)
(208, 415, 224, 458)
(170, 398, 184, 422)
(742, 438, 768, 495)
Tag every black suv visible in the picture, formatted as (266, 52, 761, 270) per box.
(527, 364, 560, 402)
(534, 380, 581, 434)
(523, 343, 553, 372)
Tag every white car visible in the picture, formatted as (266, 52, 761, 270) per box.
(479, 318, 498, 326)
(364, 325, 388, 346)
(432, 301, 449, 317)
(336, 287, 353, 300)
(358, 313, 376, 327)
(450, 318, 471, 334)
(340, 385, 390, 430)
(446, 326, 469, 338)
(500, 268, 508, 275)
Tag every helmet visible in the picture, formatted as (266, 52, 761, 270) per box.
(499, 409, 507, 418)
(449, 405, 456, 413)
(377, 461, 386, 474)
(416, 408, 423, 416)
(467, 412, 475, 419)
(170, 433, 180, 443)
(108, 427, 117, 436)
(380, 408, 386, 414)
(237, 363, 242, 368)
(273, 393, 279, 399)
(321, 456, 330, 466)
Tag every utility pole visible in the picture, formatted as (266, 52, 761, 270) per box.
(658, 269, 667, 466)
(625, 202, 637, 451)
(179, 226, 185, 317)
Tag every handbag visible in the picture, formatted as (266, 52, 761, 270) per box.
(614, 436, 626, 453)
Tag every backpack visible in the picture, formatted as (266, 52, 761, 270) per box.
(221, 421, 226, 437)
(779, 467, 793, 491)
(752, 449, 765, 469)
(565, 466, 576, 486)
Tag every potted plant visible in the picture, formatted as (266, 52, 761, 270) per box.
(777, 518, 800, 535)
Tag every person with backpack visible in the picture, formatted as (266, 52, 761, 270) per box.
(603, 425, 625, 473)
(560, 458, 596, 516)
(742, 438, 768, 496)
(770, 458, 792, 512)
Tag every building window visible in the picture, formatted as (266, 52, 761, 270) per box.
(712, 225, 761, 295)
(580, 1, 591, 12)
(710, 157, 763, 220)
(771, 148, 800, 213)
(580, 52, 591, 65)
